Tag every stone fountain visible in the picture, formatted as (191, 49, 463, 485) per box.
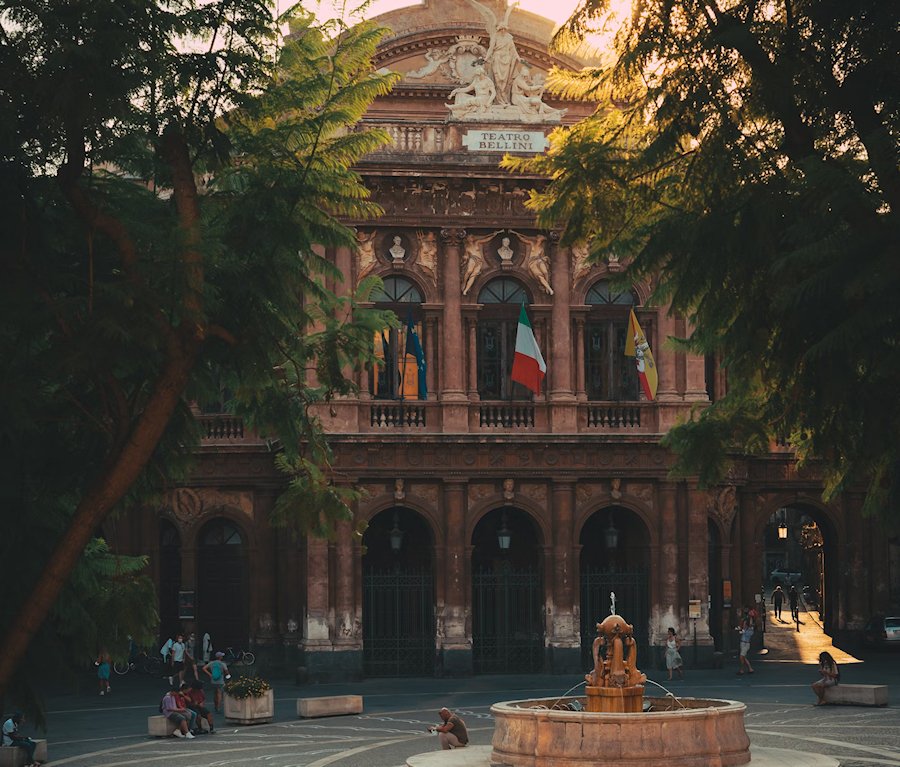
(408, 607, 838, 767)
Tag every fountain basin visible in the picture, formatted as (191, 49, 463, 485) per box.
(490, 696, 751, 767)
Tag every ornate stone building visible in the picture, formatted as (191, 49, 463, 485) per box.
(111, 0, 898, 678)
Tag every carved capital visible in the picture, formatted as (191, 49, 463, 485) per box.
(440, 227, 466, 244)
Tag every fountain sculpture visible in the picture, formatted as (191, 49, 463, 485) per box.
(408, 598, 836, 767)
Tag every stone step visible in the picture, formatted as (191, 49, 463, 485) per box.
(0, 739, 48, 767)
(406, 746, 838, 767)
(148, 715, 178, 737)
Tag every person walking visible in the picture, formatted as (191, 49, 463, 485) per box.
(664, 627, 684, 681)
(95, 650, 111, 695)
(171, 633, 187, 684)
(736, 613, 755, 676)
(788, 585, 800, 622)
(812, 651, 840, 705)
(772, 586, 785, 621)
(427, 707, 468, 750)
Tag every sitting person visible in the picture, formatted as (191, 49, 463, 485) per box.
(183, 680, 215, 733)
(2, 712, 41, 766)
(427, 707, 468, 750)
(161, 684, 196, 738)
(812, 651, 840, 705)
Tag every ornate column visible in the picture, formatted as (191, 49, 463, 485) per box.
(655, 307, 678, 401)
(686, 486, 713, 659)
(658, 483, 678, 619)
(441, 480, 472, 674)
(425, 315, 437, 400)
(549, 481, 581, 672)
(466, 316, 478, 399)
(301, 536, 333, 678)
(333, 517, 360, 646)
(684, 319, 709, 401)
(574, 316, 587, 401)
(549, 241, 574, 398)
(440, 229, 469, 431)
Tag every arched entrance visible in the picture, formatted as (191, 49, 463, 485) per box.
(159, 520, 181, 642)
(763, 504, 836, 633)
(471, 507, 544, 674)
(579, 507, 651, 666)
(362, 507, 435, 676)
(197, 518, 249, 652)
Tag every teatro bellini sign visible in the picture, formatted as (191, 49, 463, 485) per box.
(462, 130, 549, 153)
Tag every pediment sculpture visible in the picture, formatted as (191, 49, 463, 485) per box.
(406, 1, 566, 124)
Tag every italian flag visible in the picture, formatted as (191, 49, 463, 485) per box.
(511, 304, 547, 395)
(624, 308, 658, 400)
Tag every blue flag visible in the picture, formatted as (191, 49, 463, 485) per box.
(405, 313, 427, 400)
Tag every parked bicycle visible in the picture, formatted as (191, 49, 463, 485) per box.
(222, 647, 255, 666)
(113, 650, 164, 676)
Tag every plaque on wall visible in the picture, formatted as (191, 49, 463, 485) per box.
(462, 130, 548, 153)
(178, 590, 196, 620)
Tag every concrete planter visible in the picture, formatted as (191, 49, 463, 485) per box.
(224, 689, 275, 725)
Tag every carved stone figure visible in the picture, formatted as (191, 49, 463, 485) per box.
(497, 236, 514, 264)
(447, 64, 496, 120)
(461, 230, 501, 295)
(512, 230, 553, 295)
(585, 614, 646, 689)
(416, 230, 438, 285)
(465, 0, 520, 105)
(511, 65, 564, 120)
(389, 235, 406, 263)
(571, 240, 593, 286)
(394, 478, 406, 501)
(356, 229, 378, 282)
(503, 478, 515, 500)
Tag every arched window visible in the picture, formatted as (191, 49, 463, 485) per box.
(584, 280, 643, 401)
(477, 278, 534, 400)
(198, 518, 249, 650)
(371, 276, 426, 400)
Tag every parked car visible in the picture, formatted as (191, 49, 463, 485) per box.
(801, 584, 819, 608)
(769, 568, 803, 585)
(861, 615, 900, 648)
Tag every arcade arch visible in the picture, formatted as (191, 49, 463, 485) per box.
(471, 506, 544, 673)
(361, 507, 435, 676)
(197, 517, 250, 652)
(579, 506, 651, 666)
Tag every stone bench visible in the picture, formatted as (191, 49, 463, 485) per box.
(0, 739, 48, 767)
(297, 695, 363, 718)
(823, 684, 888, 706)
(148, 715, 178, 737)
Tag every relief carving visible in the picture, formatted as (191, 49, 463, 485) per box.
(415, 484, 439, 507)
(576, 484, 595, 505)
(707, 485, 738, 530)
(416, 230, 438, 286)
(469, 483, 494, 501)
(520, 483, 547, 502)
(628, 483, 653, 503)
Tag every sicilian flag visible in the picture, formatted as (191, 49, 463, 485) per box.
(624, 308, 658, 400)
(510, 304, 546, 395)
(404, 312, 427, 400)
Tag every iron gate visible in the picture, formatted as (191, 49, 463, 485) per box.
(580, 568, 650, 668)
(473, 565, 544, 674)
(362, 568, 434, 677)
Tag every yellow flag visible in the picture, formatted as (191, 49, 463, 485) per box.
(624, 309, 658, 400)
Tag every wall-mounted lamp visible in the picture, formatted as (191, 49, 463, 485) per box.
(605, 514, 619, 550)
(777, 522, 788, 540)
(497, 512, 512, 551)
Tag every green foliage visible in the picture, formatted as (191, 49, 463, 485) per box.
(0, 0, 396, 709)
(519, 0, 900, 514)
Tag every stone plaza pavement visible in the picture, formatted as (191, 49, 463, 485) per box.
(20, 607, 900, 767)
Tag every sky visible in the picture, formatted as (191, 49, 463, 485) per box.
(311, 0, 586, 26)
